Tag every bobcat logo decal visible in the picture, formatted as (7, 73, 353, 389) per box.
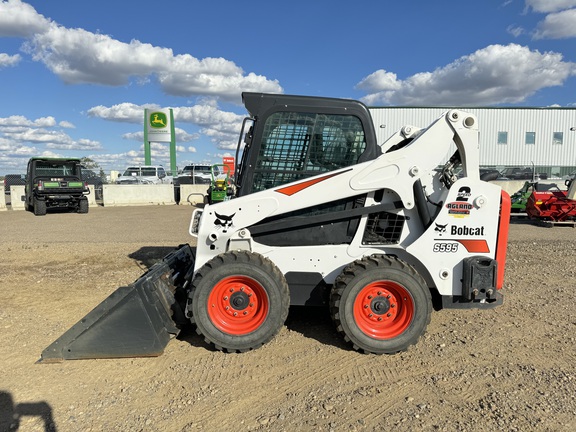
(434, 223, 448, 236)
(214, 212, 235, 233)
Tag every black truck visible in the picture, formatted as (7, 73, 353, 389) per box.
(24, 157, 89, 215)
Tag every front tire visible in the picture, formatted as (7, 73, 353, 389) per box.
(189, 251, 290, 352)
(330, 255, 432, 354)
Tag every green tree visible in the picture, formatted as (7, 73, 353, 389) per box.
(81, 157, 107, 182)
(80, 157, 99, 170)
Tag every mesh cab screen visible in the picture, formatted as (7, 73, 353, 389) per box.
(251, 112, 367, 192)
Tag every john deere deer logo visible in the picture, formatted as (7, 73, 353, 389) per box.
(149, 112, 167, 129)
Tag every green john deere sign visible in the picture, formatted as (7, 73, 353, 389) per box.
(143, 108, 177, 175)
(149, 112, 167, 129)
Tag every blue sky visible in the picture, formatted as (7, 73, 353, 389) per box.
(1, 0, 575, 175)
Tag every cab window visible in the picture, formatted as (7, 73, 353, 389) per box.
(252, 112, 366, 192)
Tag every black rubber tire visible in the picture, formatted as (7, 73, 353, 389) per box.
(189, 250, 290, 352)
(330, 255, 432, 354)
(206, 187, 213, 205)
(33, 197, 46, 216)
(78, 198, 89, 214)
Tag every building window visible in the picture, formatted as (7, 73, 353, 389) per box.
(525, 132, 536, 145)
(553, 132, 563, 145)
(497, 131, 508, 145)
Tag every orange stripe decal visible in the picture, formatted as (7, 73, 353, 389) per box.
(275, 170, 350, 196)
(456, 239, 490, 253)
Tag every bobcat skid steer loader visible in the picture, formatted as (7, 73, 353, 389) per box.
(39, 93, 510, 362)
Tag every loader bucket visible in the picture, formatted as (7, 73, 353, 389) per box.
(38, 244, 195, 363)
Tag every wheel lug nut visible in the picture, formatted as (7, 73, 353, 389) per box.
(243, 311, 248, 315)
(233, 312, 238, 316)
(387, 313, 392, 317)
(224, 296, 228, 300)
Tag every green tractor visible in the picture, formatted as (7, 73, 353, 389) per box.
(207, 164, 233, 204)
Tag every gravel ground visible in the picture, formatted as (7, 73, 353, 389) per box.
(0, 205, 575, 431)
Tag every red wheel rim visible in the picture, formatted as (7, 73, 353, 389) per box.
(353, 281, 414, 339)
(207, 276, 269, 335)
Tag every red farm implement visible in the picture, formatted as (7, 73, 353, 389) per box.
(526, 178, 576, 223)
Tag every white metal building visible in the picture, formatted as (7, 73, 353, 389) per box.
(369, 107, 576, 176)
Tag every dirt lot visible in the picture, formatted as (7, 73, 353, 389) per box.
(1, 205, 575, 431)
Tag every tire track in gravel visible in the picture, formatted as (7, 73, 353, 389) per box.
(172, 308, 512, 428)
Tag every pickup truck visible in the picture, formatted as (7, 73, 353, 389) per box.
(115, 166, 173, 185)
(175, 164, 217, 185)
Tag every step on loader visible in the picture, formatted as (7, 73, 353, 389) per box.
(39, 93, 510, 362)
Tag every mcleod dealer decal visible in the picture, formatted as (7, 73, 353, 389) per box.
(446, 186, 473, 218)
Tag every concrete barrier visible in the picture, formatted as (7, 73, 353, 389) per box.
(0, 186, 5, 211)
(10, 186, 25, 210)
(102, 184, 176, 207)
(179, 184, 208, 205)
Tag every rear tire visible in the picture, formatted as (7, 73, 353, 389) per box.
(330, 255, 432, 354)
(189, 250, 290, 352)
(78, 198, 89, 214)
(33, 197, 46, 216)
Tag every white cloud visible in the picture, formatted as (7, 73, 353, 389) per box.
(525, 0, 576, 13)
(0, 0, 51, 37)
(357, 44, 576, 106)
(34, 116, 57, 127)
(0, 114, 102, 151)
(0, 115, 55, 127)
(506, 25, 525, 37)
(533, 9, 576, 39)
(47, 138, 102, 151)
(0, 52, 21, 67)
(1, 0, 282, 102)
(23, 26, 175, 86)
(356, 70, 401, 93)
(87, 103, 159, 123)
(0, 139, 36, 156)
(59, 120, 75, 128)
(173, 105, 244, 150)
